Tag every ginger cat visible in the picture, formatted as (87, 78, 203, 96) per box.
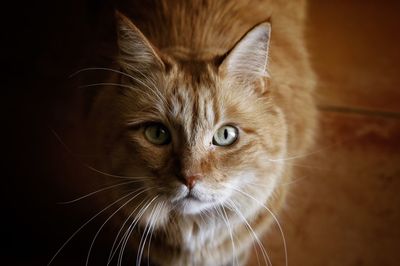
(54, 0, 316, 265)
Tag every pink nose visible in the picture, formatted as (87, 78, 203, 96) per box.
(185, 174, 201, 190)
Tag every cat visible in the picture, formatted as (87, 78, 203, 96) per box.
(61, 0, 317, 265)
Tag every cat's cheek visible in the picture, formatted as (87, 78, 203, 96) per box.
(127, 137, 172, 170)
(168, 184, 189, 203)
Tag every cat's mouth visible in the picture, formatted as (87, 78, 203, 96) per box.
(175, 195, 205, 214)
(169, 184, 220, 214)
(172, 186, 223, 214)
(184, 190, 200, 201)
(170, 184, 202, 202)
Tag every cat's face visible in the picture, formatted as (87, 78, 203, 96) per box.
(88, 13, 287, 225)
(116, 64, 286, 216)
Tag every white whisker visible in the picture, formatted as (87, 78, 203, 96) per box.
(107, 196, 150, 265)
(47, 189, 139, 266)
(137, 201, 159, 265)
(117, 196, 158, 266)
(85, 187, 151, 266)
(243, 176, 308, 189)
(71, 67, 168, 106)
(227, 199, 271, 266)
(268, 144, 337, 162)
(70, 67, 138, 80)
(79, 82, 137, 90)
(220, 205, 238, 266)
(59, 179, 149, 204)
(225, 185, 288, 266)
(147, 201, 164, 266)
(121, 66, 169, 107)
(50, 128, 145, 180)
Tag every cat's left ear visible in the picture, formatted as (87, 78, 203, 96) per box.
(219, 22, 271, 87)
(115, 11, 165, 73)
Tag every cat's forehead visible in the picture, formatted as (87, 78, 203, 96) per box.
(165, 63, 221, 142)
(172, 59, 217, 85)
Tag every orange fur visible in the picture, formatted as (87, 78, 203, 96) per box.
(76, 0, 316, 265)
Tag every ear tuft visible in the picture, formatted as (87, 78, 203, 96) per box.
(115, 11, 164, 72)
(220, 22, 271, 81)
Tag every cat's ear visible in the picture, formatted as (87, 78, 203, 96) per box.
(219, 22, 271, 84)
(115, 11, 164, 72)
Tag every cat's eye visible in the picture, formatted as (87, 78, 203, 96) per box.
(213, 125, 238, 146)
(144, 123, 171, 145)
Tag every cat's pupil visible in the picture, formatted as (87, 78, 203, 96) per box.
(156, 128, 161, 138)
(224, 129, 228, 139)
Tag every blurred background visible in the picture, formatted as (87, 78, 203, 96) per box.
(5, 0, 400, 265)
(255, 2, 400, 266)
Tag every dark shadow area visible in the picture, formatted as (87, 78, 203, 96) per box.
(5, 1, 116, 264)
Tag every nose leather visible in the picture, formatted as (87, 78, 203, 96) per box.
(186, 175, 197, 190)
(181, 174, 202, 190)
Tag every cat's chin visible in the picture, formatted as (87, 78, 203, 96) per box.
(175, 196, 210, 215)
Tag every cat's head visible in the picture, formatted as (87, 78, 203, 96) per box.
(86, 12, 287, 225)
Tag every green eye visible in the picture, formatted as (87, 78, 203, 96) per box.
(144, 124, 171, 145)
(213, 125, 238, 146)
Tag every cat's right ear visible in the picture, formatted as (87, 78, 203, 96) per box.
(115, 11, 165, 73)
(218, 22, 271, 90)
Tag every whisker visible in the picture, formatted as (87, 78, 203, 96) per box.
(137, 201, 159, 265)
(85, 164, 143, 179)
(278, 177, 309, 187)
(219, 205, 238, 266)
(47, 189, 139, 266)
(136, 203, 155, 265)
(79, 82, 139, 91)
(226, 199, 272, 266)
(107, 196, 150, 265)
(117, 196, 158, 266)
(59, 179, 149, 204)
(119, 66, 169, 107)
(225, 185, 288, 266)
(69, 67, 136, 80)
(147, 201, 164, 266)
(85, 187, 151, 266)
(267, 143, 340, 163)
(243, 176, 309, 189)
(78, 82, 157, 106)
(274, 161, 329, 171)
(72, 67, 168, 106)
(75, 66, 172, 117)
(71, 67, 160, 99)
(226, 200, 262, 266)
(50, 128, 145, 180)
(198, 210, 207, 225)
